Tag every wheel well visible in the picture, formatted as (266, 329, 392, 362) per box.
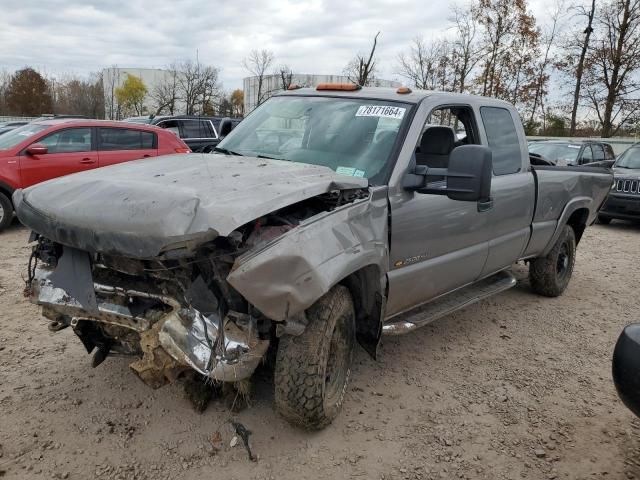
(567, 208, 589, 245)
(339, 265, 384, 359)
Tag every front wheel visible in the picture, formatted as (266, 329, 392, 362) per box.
(274, 285, 355, 429)
(529, 225, 576, 297)
(0, 192, 13, 232)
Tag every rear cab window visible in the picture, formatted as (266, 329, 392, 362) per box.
(98, 128, 156, 151)
(479, 107, 522, 175)
(180, 120, 216, 139)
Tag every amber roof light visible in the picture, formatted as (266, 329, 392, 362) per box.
(397, 87, 412, 94)
(287, 84, 302, 90)
(316, 83, 361, 91)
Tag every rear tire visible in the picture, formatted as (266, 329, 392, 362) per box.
(597, 215, 612, 225)
(529, 225, 576, 297)
(274, 285, 355, 429)
(0, 192, 13, 232)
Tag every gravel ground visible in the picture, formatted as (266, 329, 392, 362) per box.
(1, 219, 639, 480)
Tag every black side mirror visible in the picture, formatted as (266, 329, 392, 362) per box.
(613, 324, 640, 418)
(404, 145, 493, 203)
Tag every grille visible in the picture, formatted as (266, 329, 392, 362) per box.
(615, 178, 640, 195)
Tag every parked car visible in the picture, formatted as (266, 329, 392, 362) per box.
(0, 119, 190, 231)
(0, 121, 30, 136)
(123, 115, 154, 124)
(528, 140, 615, 166)
(15, 86, 611, 429)
(613, 324, 640, 418)
(597, 142, 640, 224)
(150, 115, 241, 152)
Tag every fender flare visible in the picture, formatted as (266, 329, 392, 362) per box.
(541, 196, 592, 256)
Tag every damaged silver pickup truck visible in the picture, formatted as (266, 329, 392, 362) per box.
(15, 85, 612, 429)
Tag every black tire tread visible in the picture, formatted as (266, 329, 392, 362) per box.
(529, 225, 576, 297)
(0, 192, 12, 232)
(274, 285, 354, 430)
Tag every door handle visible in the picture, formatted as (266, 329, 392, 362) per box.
(477, 197, 493, 212)
(80, 158, 96, 164)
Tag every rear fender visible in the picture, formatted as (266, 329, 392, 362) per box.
(541, 197, 591, 256)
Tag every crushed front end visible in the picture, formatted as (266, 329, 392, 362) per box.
(25, 234, 271, 388)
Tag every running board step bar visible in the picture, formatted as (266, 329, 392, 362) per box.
(382, 270, 517, 336)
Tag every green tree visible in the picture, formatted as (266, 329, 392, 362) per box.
(6, 67, 52, 115)
(115, 74, 147, 117)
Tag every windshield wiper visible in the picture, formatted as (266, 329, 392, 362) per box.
(213, 146, 243, 156)
(256, 154, 285, 161)
(616, 165, 630, 168)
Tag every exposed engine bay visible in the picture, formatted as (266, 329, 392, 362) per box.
(24, 188, 372, 388)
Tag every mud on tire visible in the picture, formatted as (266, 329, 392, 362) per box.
(274, 285, 355, 429)
(529, 225, 576, 297)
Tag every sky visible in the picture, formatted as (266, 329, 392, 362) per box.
(0, 0, 554, 92)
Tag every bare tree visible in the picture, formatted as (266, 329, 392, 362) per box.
(177, 59, 203, 115)
(277, 65, 294, 90)
(151, 63, 179, 115)
(397, 38, 453, 90)
(344, 32, 380, 86)
(243, 49, 275, 108)
(585, 0, 640, 137)
(567, 0, 597, 136)
(450, 3, 481, 93)
(104, 65, 120, 119)
(527, 1, 565, 129)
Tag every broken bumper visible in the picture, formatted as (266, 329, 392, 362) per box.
(30, 266, 269, 385)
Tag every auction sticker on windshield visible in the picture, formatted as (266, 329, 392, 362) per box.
(356, 105, 406, 119)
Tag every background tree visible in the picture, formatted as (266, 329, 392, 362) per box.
(397, 38, 453, 90)
(151, 63, 179, 115)
(277, 65, 294, 90)
(6, 68, 52, 116)
(584, 0, 640, 137)
(243, 49, 274, 109)
(115, 74, 147, 117)
(104, 65, 120, 120)
(230, 89, 244, 116)
(344, 32, 380, 86)
(450, 3, 481, 93)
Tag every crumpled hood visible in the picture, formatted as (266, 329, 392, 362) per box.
(14, 153, 368, 258)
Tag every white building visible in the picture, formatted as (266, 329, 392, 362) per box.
(243, 74, 401, 113)
(102, 67, 181, 120)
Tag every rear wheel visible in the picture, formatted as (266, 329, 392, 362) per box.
(0, 192, 13, 232)
(597, 215, 612, 225)
(274, 285, 355, 429)
(529, 225, 576, 297)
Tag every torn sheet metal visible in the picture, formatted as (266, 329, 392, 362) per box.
(48, 246, 97, 312)
(227, 186, 389, 321)
(14, 155, 368, 258)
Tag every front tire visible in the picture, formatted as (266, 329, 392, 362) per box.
(274, 285, 355, 429)
(529, 225, 576, 297)
(0, 192, 13, 232)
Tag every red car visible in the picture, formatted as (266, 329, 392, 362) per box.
(0, 119, 190, 231)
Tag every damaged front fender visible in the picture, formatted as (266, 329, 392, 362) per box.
(228, 187, 389, 324)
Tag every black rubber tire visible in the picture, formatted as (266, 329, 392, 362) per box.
(529, 225, 576, 297)
(274, 285, 355, 430)
(597, 215, 612, 225)
(0, 192, 13, 232)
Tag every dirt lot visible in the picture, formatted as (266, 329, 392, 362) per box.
(1, 219, 639, 480)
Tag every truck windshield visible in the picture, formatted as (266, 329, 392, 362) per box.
(528, 143, 580, 164)
(0, 124, 48, 150)
(615, 146, 640, 169)
(217, 96, 412, 184)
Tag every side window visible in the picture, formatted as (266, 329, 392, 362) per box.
(592, 144, 605, 162)
(180, 120, 215, 139)
(604, 144, 615, 160)
(99, 128, 156, 151)
(157, 120, 180, 137)
(38, 128, 92, 154)
(580, 145, 593, 164)
(479, 107, 521, 175)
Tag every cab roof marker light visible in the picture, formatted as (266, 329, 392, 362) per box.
(316, 83, 362, 91)
(287, 84, 303, 90)
(397, 87, 412, 94)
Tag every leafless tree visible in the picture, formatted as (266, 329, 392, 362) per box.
(243, 49, 275, 108)
(450, 3, 481, 93)
(104, 65, 120, 120)
(277, 65, 294, 90)
(585, 0, 640, 137)
(151, 63, 179, 115)
(397, 38, 453, 90)
(344, 32, 380, 86)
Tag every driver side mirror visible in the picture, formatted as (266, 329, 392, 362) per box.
(26, 144, 48, 156)
(404, 145, 493, 202)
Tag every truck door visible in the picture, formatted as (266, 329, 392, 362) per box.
(476, 106, 535, 277)
(386, 105, 490, 318)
